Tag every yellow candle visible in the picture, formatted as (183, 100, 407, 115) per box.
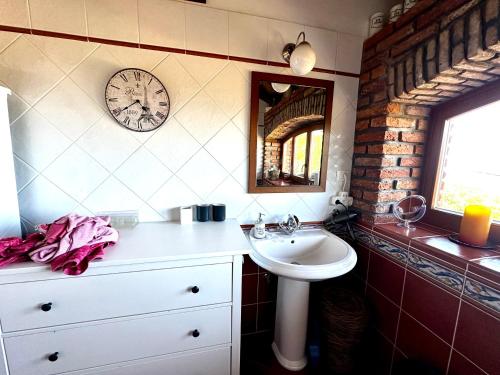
(459, 205, 492, 246)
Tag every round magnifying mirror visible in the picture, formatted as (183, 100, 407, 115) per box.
(393, 195, 426, 230)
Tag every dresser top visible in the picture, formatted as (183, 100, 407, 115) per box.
(0, 219, 251, 276)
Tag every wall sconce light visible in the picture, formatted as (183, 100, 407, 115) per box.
(282, 32, 316, 76)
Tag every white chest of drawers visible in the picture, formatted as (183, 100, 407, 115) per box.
(0, 220, 250, 375)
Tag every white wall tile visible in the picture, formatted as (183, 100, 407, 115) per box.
(176, 54, 228, 87)
(0, 32, 20, 53)
(185, 5, 228, 55)
(13, 155, 37, 192)
(138, 0, 185, 49)
(336, 32, 363, 74)
(267, 19, 304, 63)
(43, 144, 108, 201)
(0, 36, 64, 104)
(228, 13, 268, 60)
(304, 26, 337, 70)
(35, 77, 103, 141)
(10, 109, 71, 171)
(106, 44, 166, 72)
(175, 89, 229, 145)
(207, 176, 253, 218)
(83, 176, 143, 213)
(0, 0, 29, 28)
(86, 0, 139, 43)
(29, 0, 86, 36)
(205, 123, 247, 172)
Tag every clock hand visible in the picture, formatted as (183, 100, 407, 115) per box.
(119, 100, 140, 113)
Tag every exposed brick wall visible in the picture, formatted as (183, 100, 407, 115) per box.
(263, 141, 281, 177)
(352, 0, 500, 223)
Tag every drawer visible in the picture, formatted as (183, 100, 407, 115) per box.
(0, 263, 232, 332)
(66, 347, 230, 375)
(4, 306, 232, 375)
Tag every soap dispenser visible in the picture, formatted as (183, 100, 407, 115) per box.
(253, 213, 266, 239)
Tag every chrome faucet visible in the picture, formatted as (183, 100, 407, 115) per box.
(279, 214, 301, 235)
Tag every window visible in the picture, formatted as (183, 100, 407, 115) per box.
(281, 125, 323, 185)
(422, 80, 500, 239)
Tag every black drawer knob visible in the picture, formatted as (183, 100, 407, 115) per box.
(48, 352, 59, 362)
(191, 286, 200, 294)
(192, 329, 200, 338)
(41, 303, 52, 312)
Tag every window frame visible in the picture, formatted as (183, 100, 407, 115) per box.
(421, 80, 500, 241)
(281, 123, 323, 185)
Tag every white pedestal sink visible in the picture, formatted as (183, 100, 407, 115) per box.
(249, 228, 357, 371)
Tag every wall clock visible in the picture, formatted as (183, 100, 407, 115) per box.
(105, 68, 170, 132)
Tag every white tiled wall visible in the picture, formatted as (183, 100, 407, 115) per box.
(0, 0, 361, 229)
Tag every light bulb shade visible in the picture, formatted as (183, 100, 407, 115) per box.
(290, 41, 316, 75)
(271, 82, 291, 93)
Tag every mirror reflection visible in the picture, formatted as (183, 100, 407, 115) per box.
(256, 81, 327, 187)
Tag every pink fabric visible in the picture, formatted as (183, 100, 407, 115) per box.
(0, 233, 44, 267)
(51, 243, 107, 276)
(30, 214, 118, 264)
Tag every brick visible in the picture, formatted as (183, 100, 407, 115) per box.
(440, 0, 481, 28)
(431, 75, 466, 84)
(356, 130, 398, 143)
(352, 168, 365, 177)
(438, 29, 451, 73)
(405, 56, 415, 92)
(386, 117, 417, 128)
(372, 214, 399, 224)
(409, 88, 441, 96)
(467, 8, 496, 61)
(355, 157, 396, 167)
(351, 189, 364, 199)
(363, 190, 408, 203)
(368, 143, 414, 155)
(451, 18, 464, 45)
(435, 84, 464, 91)
(371, 116, 387, 127)
(392, 23, 439, 57)
(400, 131, 426, 143)
(399, 156, 423, 166)
(357, 102, 388, 119)
(414, 144, 425, 154)
(437, 90, 460, 98)
(360, 72, 370, 84)
(373, 91, 388, 103)
(361, 51, 390, 73)
(395, 179, 420, 190)
(415, 46, 425, 87)
(371, 65, 386, 80)
(452, 41, 465, 66)
(417, 119, 429, 129)
(396, 0, 438, 28)
(364, 24, 395, 50)
(357, 95, 370, 108)
(485, 24, 500, 52)
(460, 71, 494, 80)
(462, 79, 484, 87)
(353, 200, 392, 214)
(354, 145, 367, 154)
(395, 61, 406, 97)
(365, 168, 410, 179)
(427, 58, 437, 80)
(351, 179, 392, 191)
(387, 102, 403, 115)
(454, 60, 491, 72)
(377, 24, 415, 52)
(411, 168, 421, 177)
(426, 38, 436, 60)
(415, 95, 443, 102)
(360, 79, 386, 95)
(388, 65, 395, 85)
(417, 0, 471, 29)
(355, 120, 370, 131)
(485, 0, 499, 23)
(362, 47, 376, 61)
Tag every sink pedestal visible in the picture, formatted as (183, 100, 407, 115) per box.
(272, 276, 310, 371)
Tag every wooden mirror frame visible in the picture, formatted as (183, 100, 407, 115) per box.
(248, 72, 334, 193)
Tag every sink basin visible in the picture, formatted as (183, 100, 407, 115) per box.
(248, 228, 357, 371)
(249, 228, 356, 281)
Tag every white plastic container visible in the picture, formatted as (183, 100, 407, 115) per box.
(369, 12, 386, 36)
(180, 206, 193, 224)
(390, 4, 403, 23)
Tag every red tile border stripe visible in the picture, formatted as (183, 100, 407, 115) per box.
(0, 24, 360, 79)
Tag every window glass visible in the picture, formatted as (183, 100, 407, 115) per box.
(308, 130, 323, 185)
(282, 138, 292, 174)
(434, 99, 500, 221)
(293, 132, 307, 177)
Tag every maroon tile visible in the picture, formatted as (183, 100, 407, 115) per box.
(411, 236, 500, 270)
(243, 254, 258, 275)
(402, 271, 460, 343)
(353, 243, 370, 280)
(448, 350, 486, 375)
(396, 312, 451, 372)
(373, 222, 450, 246)
(469, 256, 500, 285)
(87, 36, 139, 48)
(360, 330, 393, 375)
(366, 286, 400, 342)
(257, 302, 276, 331)
(228, 55, 267, 65)
(242, 274, 258, 305)
(241, 304, 257, 334)
(368, 251, 406, 305)
(355, 220, 373, 232)
(258, 272, 277, 303)
(185, 49, 229, 60)
(453, 301, 500, 374)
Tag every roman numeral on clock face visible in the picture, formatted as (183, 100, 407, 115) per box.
(134, 71, 141, 81)
(155, 89, 164, 94)
(108, 98, 118, 102)
(123, 116, 130, 126)
(119, 73, 128, 82)
(156, 111, 165, 119)
(159, 102, 168, 106)
(112, 108, 122, 116)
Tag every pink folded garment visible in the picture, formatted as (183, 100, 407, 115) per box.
(50, 243, 109, 276)
(0, 233, 45, 267)
(30, 214, 118, 264)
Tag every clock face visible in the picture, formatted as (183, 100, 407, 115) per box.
(105, 68, 170, 132)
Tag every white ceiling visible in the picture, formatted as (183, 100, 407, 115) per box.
(195, 0, 398, 37)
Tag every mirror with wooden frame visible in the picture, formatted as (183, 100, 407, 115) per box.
(248, 72, 334, 193)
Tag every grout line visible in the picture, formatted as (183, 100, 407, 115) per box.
(389, 264, 407, 374)
(83, 0, 89, 38)
(446, 296, 462, 375)
(26, 0, 32, 29)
